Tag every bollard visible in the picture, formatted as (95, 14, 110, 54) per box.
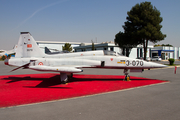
(175, 66, 177, 74)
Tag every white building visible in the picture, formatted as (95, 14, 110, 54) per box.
(74, 42, 153, 59)
(36, 41, 83, 52)
(36, 41, 179, 60)
(151, 46, 178, 60)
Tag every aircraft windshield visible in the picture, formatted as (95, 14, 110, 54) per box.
(103, 50, 117, 56)
(117, 52, 124, 56)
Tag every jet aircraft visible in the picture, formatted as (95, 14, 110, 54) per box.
(0, 45, 17, 56)
(4, 32, 167, 83)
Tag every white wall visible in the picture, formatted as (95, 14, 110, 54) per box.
(129, 48, 137, 59)
(114, 47, 121, 53)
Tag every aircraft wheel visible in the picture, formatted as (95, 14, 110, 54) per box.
(61, 78, 68, 84)
(125, 76, 127, 81)
(125, 75, 130, 81)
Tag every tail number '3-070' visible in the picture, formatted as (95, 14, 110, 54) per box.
(126, 60, 143, 66)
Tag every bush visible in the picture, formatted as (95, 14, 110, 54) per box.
(168, 58, 175, 65)
(1, 55, 6, 60)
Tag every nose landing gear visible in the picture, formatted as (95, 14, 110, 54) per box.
(124, 69, 131, 81)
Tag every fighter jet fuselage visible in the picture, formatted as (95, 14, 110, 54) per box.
(4, 32, 167, 83)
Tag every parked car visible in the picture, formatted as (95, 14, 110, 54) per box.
(151, 56, 162, 61)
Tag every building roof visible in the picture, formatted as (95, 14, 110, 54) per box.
(73, 43, 118, 49)
(151, 50, 174, 52)
(36, 41, 92, 45)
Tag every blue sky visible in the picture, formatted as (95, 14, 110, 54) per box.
(0, 0, 180, 50)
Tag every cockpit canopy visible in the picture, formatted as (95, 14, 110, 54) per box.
(103, 50, 122, 56)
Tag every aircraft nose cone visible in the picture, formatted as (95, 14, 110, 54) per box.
(161, 64, 168, 67)
(151, 62, 167, 68)
(4, 59, 9, 65)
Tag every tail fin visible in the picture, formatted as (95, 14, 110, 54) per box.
(15, 32, 45, 58)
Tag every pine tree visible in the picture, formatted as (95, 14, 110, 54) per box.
(115, 2, 166, 60)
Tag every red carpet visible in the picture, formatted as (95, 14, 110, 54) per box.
(0, 73, 167, 108)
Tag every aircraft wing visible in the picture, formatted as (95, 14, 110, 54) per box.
(0, 50, 15, 56)
(29, 65, 83, 73)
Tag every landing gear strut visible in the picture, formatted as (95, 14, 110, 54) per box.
(60, 73, 68, 84)
(67, 73, 73, 79)
(123, 69, 130, 81)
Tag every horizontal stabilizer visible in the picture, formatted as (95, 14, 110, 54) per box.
(11, 63, 30, 72)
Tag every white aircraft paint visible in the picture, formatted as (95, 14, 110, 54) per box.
(4, 32, 167, 83)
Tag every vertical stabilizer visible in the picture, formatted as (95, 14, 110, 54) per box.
(15, 32, 45, 58)
(45, 47, 51, 54)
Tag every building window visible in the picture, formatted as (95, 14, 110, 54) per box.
(104, 48, 107, 50)
(110, 47, 114, 51)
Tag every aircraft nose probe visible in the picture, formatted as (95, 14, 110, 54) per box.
(4, 59, 9, 65)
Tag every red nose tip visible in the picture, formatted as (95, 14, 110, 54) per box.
(4, 59, 9, 65)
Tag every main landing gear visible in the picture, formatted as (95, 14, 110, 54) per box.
(60, 73, 73, 84)
(123, 69, 131, 81)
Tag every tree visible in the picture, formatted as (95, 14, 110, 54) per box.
(62, 43, 73, 52)
(165, 44, 173, 47)
(154, 44, 173, 47)
(154, 44, 161, 47)
(115, 31, 139, 57)
(1, 55, 6, 60)
(116, 1, 166, 60)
